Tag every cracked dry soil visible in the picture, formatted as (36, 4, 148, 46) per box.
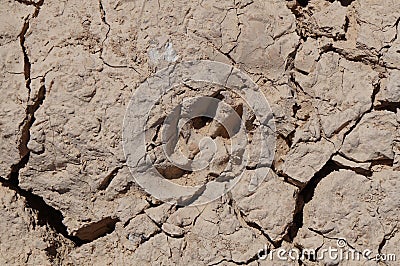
(0, 0, 399, 265)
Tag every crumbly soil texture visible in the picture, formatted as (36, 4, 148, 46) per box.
(0, 0, 399, 265)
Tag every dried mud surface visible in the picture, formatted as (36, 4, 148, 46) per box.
(0, 0, 399, 265)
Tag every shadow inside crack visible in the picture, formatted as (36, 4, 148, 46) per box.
(0, 175, 85, 246)
(284, 160, 339, 242)
(74, 217, 120, 242)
